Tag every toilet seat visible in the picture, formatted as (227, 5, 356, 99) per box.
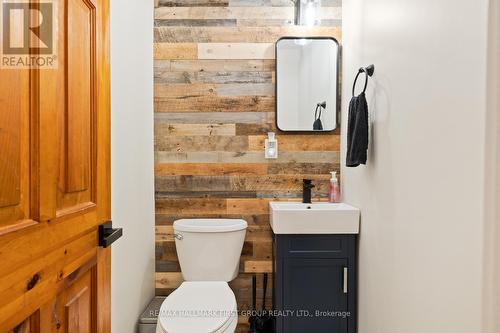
(157, 281, 237, 333)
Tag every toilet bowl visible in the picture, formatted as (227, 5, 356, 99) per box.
(156, 282, 237, 333)
(155, 219, 247, 333)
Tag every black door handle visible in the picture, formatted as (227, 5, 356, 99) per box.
(98, 220, 123, 248)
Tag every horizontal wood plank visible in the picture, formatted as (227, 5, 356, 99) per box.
(229, 0, 294, 6)
(154, 43, 198, 59)
(155, 83, 217, 97)
(155, 83, 274, 97)
(154, 174, 330, 194)
(268, 162, 340, 174)
(158, 0, 228, 6)
(156, 272, 183, 289)
(155, 111, 275, 124)
(155, 163, 268, 176)
(155, 214, 271, 228)
(155, 123, 236, 136)
(248, 135, 340, 151)
(155, 198, 227, 214)
(155, 225, 175, 242)
(155, 135, 249, 152)
(226, 198, 270, 214)
(155, 19, 236, 27)
(155, 96, 274, 112)
(155, 7, 341, 20)
(155, 70, 273, 84)
(155, 175, 234, 192)
(229, 0, 340, 6)
(154, 26, 342, 43)
(216, 83, 274, 96)
(235, 122, 277, 135)
(155, 151, 340, 163)
(167, 59, 275, 72)
(198, 43, 275, 60)
(236, 18, 341, 27)
(244, 260, 273, 273)
(238, 174, 330, 192)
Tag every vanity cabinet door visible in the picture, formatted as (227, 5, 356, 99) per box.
(274, 234, 357, 333)
(282, 258, 349, 333)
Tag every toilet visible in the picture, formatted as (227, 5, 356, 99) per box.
(156, 219, 247, 333)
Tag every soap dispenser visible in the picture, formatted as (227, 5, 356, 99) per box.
(328, 171, 341, 203)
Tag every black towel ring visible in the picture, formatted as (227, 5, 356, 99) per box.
(352, 64, 375, 97)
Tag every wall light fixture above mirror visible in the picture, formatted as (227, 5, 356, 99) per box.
(295, 0, 322, 26)
(276, 37, 340, 132)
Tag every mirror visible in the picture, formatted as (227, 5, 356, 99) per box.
(276, 37, 339, 132)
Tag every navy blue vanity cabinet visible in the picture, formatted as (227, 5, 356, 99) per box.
(273, 234, 357, 333)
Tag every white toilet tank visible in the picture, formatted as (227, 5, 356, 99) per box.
(173, 219, 247, 281)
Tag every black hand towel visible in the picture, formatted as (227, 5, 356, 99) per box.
(346, 92, 369, 167)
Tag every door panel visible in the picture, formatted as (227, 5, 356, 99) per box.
(65, 285, 91, 332)
(8, 314, 39, 333)
(0, 69, 36, 232)
(39, 268, 93, 333)
(0, 0, 111, 331)
(56, 0, 97, 215)
(65, 0, 94, 194)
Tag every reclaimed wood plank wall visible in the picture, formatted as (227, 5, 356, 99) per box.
(154, 1, 342, 330)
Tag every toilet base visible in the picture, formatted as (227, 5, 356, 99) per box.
(155, 311, 237, 333)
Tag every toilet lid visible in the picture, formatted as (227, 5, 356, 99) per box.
(158, 281, 237, 333)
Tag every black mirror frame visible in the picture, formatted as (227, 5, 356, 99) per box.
(275, 36, 341, 133)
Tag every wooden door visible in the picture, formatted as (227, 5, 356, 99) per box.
(0, 0, 111, 331)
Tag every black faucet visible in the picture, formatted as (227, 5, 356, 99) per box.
(302, 179, 315, 203)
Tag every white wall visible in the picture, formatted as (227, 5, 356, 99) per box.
(342, 1, 490, 332)
(110, 0, 155, 332)
(484, 1, 500, 332)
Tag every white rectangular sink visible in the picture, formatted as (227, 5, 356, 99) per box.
(270, 202, 360, 234)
